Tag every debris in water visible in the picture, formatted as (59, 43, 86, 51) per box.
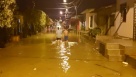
(33, 68, 37, 71)
(122, 62, 128, 66)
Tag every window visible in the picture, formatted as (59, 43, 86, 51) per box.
(90, 16, 93, 27)
(120, 3, 127, 22)
(109, 14, 115, 26)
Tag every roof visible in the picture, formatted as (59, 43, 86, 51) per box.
(81, 9, 95, 14)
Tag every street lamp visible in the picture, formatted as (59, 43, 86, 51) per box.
(60, 11, 63, 15)
(63, 0, 67, 3)
(66, 8, 68, 12)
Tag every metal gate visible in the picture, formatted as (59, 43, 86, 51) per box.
(133, 2, 136, 40)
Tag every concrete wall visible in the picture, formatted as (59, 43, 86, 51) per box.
(108, 13, 116, 35)
(85, 13, 90, 30)
(113, 0, 134, 38)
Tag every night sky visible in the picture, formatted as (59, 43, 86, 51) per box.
(16, 0, 116, 19)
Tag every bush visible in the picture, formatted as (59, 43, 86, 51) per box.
(88, 27, 101, 37)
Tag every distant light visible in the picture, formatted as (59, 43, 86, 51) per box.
(66, 9, 68, 12)
(60, 11, 63, 15)
(63, 0, 67, 3)
(18, 19, 20, 23)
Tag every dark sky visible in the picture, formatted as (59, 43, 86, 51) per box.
(16, 0, 116, 19)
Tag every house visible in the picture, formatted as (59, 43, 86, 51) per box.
(81, 4, 116, 35)
(108, 0, 136, 40)
(81, 9, 97, 30)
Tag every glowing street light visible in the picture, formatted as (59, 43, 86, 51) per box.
(60, 11, 63, 15)
(63, 0, 67, 3)
(66, 8, 68, 12)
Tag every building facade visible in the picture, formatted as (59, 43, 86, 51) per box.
(109, 0, 136, 40)
(81, 9, 97, 30)
(81, 5, 116, 35)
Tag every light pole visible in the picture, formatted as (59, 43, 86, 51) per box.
(74, 5, 77, 18)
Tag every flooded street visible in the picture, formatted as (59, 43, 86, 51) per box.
(0, 32, 136, 77)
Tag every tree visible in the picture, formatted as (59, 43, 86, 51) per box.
(46, 15, 53, 26)
(32, 10, 46, 27)
(0, 0, 17, 47)
(32, 10, 46, 32)
(23, 9, 47, 35)
(0, 0, 16, 27)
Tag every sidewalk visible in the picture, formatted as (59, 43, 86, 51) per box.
(80, 30, 136, 68)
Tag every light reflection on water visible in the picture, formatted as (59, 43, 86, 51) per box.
(59, 42, 70, 73)
(52, 40, 77, 73)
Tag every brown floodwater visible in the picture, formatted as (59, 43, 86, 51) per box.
(0, 33, 135, 77)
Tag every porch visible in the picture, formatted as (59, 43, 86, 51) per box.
(96, 35, 136, 68)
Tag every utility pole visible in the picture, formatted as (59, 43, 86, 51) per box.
(74, 5, 77, 18)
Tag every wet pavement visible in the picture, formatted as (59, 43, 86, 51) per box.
(0, 32, 136, 77)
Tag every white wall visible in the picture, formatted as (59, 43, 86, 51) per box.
(113, 0, 134, 38)
(118, 7, 133, 38)
(85, 13, 90, 30)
